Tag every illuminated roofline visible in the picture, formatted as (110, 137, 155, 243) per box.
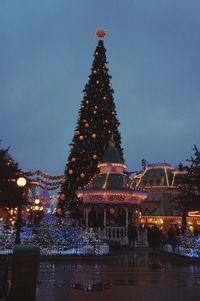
(98, 162, 126, 168)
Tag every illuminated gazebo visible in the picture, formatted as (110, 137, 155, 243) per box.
(77, 141, 148, 244)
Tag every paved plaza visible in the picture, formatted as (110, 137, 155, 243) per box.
(36, 250, 200, 301)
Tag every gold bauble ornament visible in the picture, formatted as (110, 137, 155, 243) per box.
(93, 110, 97, 114)
(69, 169, 73, 175)
(92, 133, 96, 139)
(79, 135, 84, 141)
(80, 173, 85, 178)
(93, 154, 97, 160)
(85, 123, 89, 128)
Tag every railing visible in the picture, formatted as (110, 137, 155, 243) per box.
(105, 226, 127, 242)
(0, 259, 9, 299)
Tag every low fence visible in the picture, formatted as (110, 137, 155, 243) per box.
(0, 259, 9, 299)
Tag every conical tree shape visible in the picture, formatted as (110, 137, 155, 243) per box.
(60, 38, 124, 210)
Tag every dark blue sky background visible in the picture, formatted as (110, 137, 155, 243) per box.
(1, 0, 200, 175)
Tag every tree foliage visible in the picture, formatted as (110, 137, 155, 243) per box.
(0, 143, 22, 208)
(175, 145, 200, 213)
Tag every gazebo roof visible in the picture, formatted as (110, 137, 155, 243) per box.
(89, 173, 129, 190)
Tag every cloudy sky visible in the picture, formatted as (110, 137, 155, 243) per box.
(1, 0, 200, 176)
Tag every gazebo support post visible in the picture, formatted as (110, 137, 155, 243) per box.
(125, 207, 129, 244)
(103, 208, 107, 238)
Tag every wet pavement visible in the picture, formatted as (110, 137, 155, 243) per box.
(36, 249, 200, 301)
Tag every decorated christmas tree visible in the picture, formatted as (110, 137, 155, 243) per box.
(60, 30, 123, 210)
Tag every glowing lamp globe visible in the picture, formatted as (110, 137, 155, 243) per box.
(96, 80, 100, 84)
(17, 177, 26, 187)
(34, 198, 40, 205)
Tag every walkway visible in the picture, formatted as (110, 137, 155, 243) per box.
(36, 250, 200, 301)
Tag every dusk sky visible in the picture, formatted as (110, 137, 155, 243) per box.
(1, 1, 200, 176)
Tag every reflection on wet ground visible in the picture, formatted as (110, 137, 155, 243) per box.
(36, 250, 200, 301)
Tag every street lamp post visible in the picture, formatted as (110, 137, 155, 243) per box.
(15, 177, 27, 245)
(32, 198, 43, 225)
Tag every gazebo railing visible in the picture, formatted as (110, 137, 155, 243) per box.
(91, 226, 128, 244)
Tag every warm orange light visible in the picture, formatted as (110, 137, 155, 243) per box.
(93, 110, 97, 114)
(93, 154, 97, 160)
(75, 131, 80, 135)
(96, 80, 100, 84)
(79, 135, 84, 140)
(69, 169, 73, 175)
(80, 173, 85, 178)
(109, 208, 115, 215)
(85, 123, 89, 128)
(92, 133, 96, 139)
(93, 70, 97, 74)
(71, 157, 76, 162)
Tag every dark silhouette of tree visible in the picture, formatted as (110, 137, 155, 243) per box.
(0, 142, 23, 208)
(174, 145, 200, 233)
